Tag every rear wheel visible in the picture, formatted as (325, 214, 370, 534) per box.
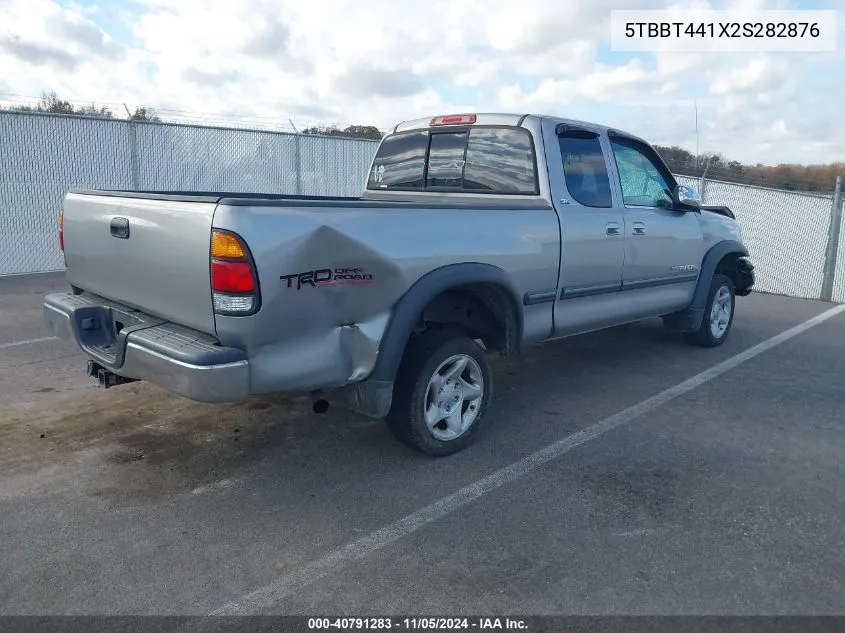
(386, 329, 491, 456)
(684, 274, 735, 347)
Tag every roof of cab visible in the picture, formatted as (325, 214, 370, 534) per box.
(392, 113, 524, 133)
(391, 112, 648, 146)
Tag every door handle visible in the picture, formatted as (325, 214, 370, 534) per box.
(606, 222, 621, 236)
(632, 222, 646, 236)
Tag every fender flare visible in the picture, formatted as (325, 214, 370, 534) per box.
(367, 263, 524, 384)
(665, 240, 749, 332)
(690, 240, 749, 312)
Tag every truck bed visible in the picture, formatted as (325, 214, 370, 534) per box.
(68, 188, 361, 203)
(68, 189, 553, 210)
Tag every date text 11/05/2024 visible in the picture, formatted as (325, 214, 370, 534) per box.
(307, 618, 529, 630)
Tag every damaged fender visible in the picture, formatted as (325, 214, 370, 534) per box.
(337, 262, 523, 419)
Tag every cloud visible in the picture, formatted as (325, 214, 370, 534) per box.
(0, 0, 125, 73)
(44, 12, 125, 61)
(708, 56, 790, 95)
(495, 58, 670, 111)
(182, 68, 241, 87)
(0, 37, 79, 71)
(242, 16, 291, 57)
(0, 0, 842, 165)
(335, 66, 424, 99)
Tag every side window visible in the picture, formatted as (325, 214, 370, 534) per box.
(427, 132, 467, 188)
(463, 128, 538, 194)
(367, 131, 429, 189)
(610, 139, 674, 208)
(558, 131, 612, 208)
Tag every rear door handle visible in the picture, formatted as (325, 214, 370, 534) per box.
(632, 222, 646, 235)
(606, 222, 621, 236)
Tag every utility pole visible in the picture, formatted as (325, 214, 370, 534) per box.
(290, 119, 302, 195)
(821, 175, 843, 302)
(123, 103, 139, 189)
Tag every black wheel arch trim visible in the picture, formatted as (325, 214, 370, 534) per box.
(690, 240, 749, 312)
(663, 240, 749, 333)
(368, 263, 524, 384)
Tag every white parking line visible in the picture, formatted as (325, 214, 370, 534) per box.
(211, 303, 845, 616)
(0, 336, 59, 350)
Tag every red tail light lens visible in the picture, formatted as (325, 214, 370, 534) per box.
(211, 260, 255, 293)
(209, 229, 260, 315)
(58, 208, 64, 252)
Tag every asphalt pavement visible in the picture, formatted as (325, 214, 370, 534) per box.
(0, 272, 843, 616)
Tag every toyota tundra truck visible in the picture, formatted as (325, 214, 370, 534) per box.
(43, 113, 755, 456)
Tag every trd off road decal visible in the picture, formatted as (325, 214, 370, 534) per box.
(280, 267, 374, 290)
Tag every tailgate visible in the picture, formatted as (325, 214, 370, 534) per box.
(62, 192, 218, 335)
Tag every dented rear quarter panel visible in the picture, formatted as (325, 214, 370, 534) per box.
(212, 201, 562, 394)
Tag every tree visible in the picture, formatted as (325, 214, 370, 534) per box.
(702, 152, 724, 168)
(653, 144, 694, 166)
(301, 124, 383, 140)
(9, 90, 76, 115)
(76, 102, 114, 118)
(2, 90, 113, 117)
(129, 106, 161, 122)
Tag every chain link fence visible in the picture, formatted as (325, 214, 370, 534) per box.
(0, 111, 378, 276)
(675, 175, 843, 301)
(1, 110, 843, 303)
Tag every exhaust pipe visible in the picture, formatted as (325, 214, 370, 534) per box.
(309, 389, 330, 414)
(87, 360, 138, 389)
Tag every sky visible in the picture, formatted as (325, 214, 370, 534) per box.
(0, 0, 843, 165)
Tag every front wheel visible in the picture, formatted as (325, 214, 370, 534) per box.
(684, 274, 736, 347)
(386, 329, 492, 456)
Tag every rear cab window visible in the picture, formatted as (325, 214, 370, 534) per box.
(367, 126, 539, 195)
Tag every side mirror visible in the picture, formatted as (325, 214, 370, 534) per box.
(674, 184, 701, 210)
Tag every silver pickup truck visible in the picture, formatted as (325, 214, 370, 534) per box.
(44, 112, 755, 456)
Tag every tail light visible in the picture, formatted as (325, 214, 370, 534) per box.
(430, 113, 477, 126)
(58, 208, 64, 252)
(210, 229, 260, 315)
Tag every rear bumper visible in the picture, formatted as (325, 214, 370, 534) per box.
(43, 293, 249, 403)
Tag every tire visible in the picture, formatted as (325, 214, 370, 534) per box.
(683, 274, 736, 347)
(386, 328, 492, 456)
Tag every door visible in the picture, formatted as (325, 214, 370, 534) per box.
(607, 134, 705, 318)
(546, 122, 626, 337)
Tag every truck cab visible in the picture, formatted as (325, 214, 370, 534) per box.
(363, 113, 752, 340)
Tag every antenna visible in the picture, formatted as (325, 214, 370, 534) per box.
(695, 100, 699, 167)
